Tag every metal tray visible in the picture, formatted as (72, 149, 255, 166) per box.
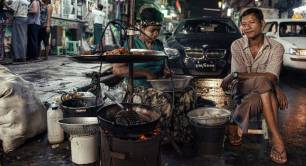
(100, 54, 167, 63)
(69, 55, 102, 63)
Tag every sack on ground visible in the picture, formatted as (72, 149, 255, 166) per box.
(0, 65, 47, 153)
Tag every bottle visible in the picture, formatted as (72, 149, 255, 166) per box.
(47, 102, 64, 144)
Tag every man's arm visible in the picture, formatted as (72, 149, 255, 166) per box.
(234, 72, 277, 82)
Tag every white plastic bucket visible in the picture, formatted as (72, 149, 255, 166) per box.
(70, 134, 98, 164)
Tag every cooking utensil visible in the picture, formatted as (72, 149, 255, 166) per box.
(104, 92, 126, 111)
(187, 107, 231, 126)
(148, 75, 193, 91)
(97, 103, 161, 137)
(104, 92, 142, 125)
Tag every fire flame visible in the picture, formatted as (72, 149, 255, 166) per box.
(139, 134, 149, 141)
(138, 129, 160, 141)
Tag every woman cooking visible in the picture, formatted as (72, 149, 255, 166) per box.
(112, 7, 167, 87)
(111, 6, 195, 145)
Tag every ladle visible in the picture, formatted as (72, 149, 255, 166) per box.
(104, 92, 128, 111)
(104, 92, 142, 125)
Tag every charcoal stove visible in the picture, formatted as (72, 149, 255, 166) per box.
(100, 129, 161, 166)
(97, 103, 162, 166)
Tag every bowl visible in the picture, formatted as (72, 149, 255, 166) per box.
(148, 75, 193, 91)
(58, 117, 99, 135)
(187, 107, 231, 126)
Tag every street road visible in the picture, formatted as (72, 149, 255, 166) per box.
(1, 57, 306, 166)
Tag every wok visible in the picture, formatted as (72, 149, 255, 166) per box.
(97, 103, 161, 136)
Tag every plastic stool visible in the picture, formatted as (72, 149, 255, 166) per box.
(66, 41, 80, 56)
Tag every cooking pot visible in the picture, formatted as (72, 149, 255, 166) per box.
(97, 103, 161, 137)
(61, 98, 104, 117)
(187, 107, 231, 126)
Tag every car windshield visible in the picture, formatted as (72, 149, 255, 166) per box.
(279, 22, 306, 37)
(175, 19, 238, 35)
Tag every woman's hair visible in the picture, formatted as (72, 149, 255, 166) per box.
(97, 4, 103, 10)
(139, 7, 163, 27)
(240, 8, 264, 22)
(42, 0, 51, 4)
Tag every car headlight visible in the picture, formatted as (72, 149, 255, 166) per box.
(164, 48, 180, 59)
(289, 48, 306, 56)
(289, 48, 297, 55)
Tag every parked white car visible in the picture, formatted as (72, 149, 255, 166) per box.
(264, 19, 306, 69)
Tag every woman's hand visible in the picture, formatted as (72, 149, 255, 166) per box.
(163, 67, 173, 78)
(46, 26, 51, 33)
(146, 72, 157, 80)
(275, 86, 288, 110)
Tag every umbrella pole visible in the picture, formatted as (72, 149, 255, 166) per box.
(127, 0, 136, 102)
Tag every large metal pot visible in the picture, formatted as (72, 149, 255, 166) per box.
(187, 107, 231, 126)
(147, 75, 193, 91)
(61, 98, 104, 117)
(97, 103, 161, 137)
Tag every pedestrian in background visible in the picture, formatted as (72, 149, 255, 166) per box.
(8, 0, 29, 62)
(38, 0, 52, 60)
(27, 0, 41, 60)
(91, 4, 105, 50)
(0, 0, 10, 62)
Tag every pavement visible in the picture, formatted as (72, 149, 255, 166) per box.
(0, 56, 306, 166)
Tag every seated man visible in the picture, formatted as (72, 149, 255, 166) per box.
(221, 8, 288, 164)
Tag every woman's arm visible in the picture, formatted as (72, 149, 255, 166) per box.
(46, 4, 53, 32)
(112, 63, 157, 80)
(28, 1, 39, 14)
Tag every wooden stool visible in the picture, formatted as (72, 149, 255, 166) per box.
(247, 115, 269, 140)
(227, 96, 269, 140)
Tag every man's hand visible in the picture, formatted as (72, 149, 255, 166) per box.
(221, 74, 234, 91)
(275, 86, 288, 110)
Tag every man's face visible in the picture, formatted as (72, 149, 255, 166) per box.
(240, 14, 263, 39)
(143, 25, 161, 42)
